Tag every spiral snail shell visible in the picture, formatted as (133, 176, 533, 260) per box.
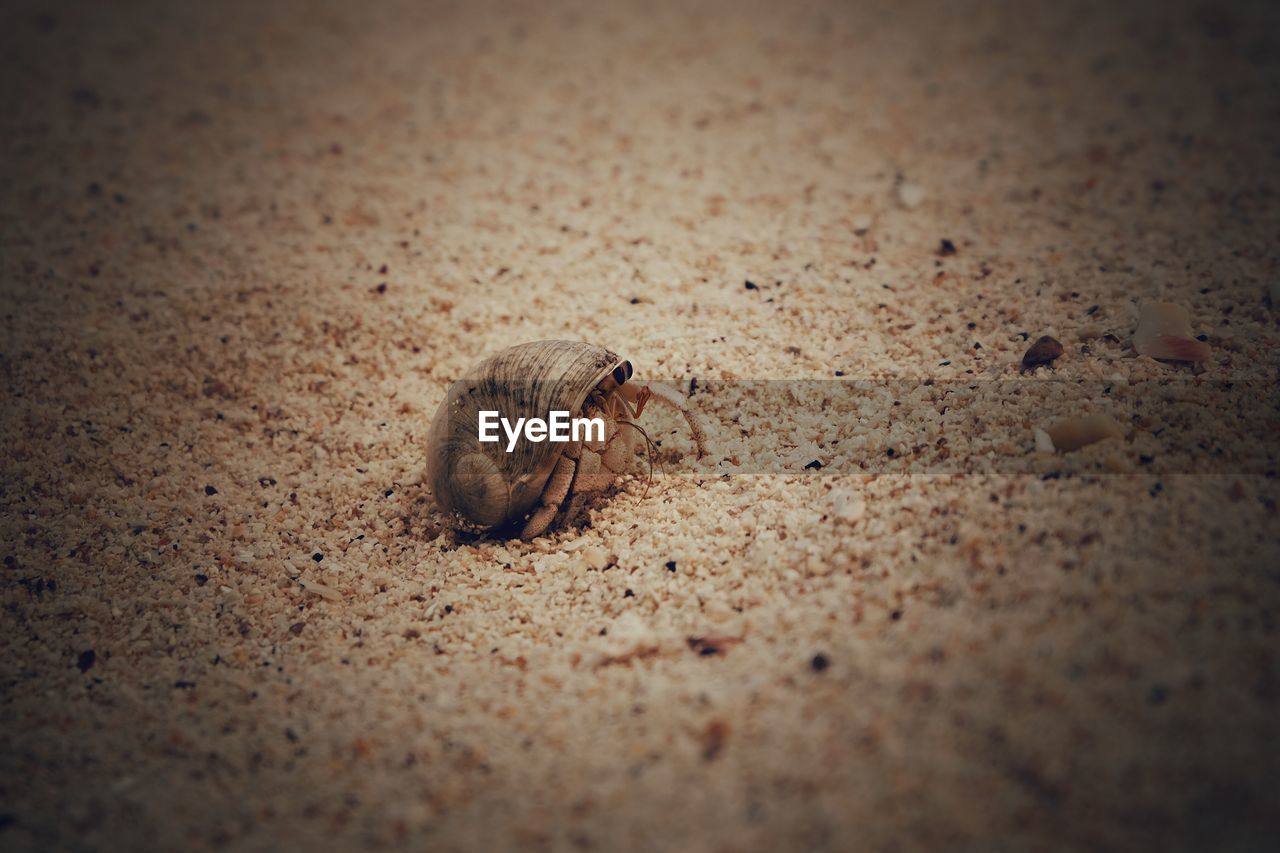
(426, 340, 705, 538)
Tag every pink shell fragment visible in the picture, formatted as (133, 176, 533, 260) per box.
(1133, 302, 1210, 362)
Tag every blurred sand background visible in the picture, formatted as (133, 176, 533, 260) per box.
(2, 0, 1279, 849)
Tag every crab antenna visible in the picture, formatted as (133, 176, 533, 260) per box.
(617, 419, 659, 496)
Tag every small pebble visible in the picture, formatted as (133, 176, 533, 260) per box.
(897, 182, 926, 209)
(1021, 335, 1064, 370)
(1045, 414, 1124, 452)
(300, 577, 341, 601)
(830, 490, 865, 523)
(581, 546, 609, 571)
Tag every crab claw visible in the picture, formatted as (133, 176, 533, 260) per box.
(632, 386, 653, 418)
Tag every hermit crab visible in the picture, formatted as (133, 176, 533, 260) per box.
(427, 340, 706, 538)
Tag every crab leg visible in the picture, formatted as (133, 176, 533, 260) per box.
(620, 381, 707, 457)
(521, 453, 577, 538)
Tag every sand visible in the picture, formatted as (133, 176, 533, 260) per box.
(2, 0, 1278, 849)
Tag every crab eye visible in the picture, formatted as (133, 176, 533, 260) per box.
(613, 361, 633, 385)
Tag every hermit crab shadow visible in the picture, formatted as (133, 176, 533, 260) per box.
(402, 460, 684, 550)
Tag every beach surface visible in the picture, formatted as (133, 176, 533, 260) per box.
(2, 1, 1278, 849)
